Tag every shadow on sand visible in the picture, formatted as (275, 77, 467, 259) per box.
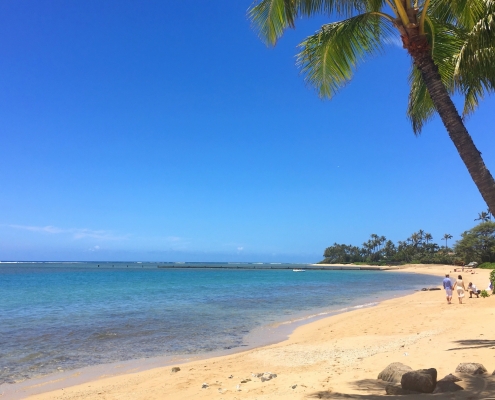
(446, 339, 495, 351)
(307, 374, 495, 399)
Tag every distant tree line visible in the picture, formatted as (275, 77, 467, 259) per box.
(321, 211, 495, 265)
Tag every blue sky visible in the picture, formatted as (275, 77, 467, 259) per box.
(1, 1, 493, 262)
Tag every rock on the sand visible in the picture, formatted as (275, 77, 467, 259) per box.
(439, 373, 462, 382)
(401, 368, 437, 393)
(378, 362, 413, 383)
(433, 380, 463, 393)
(385, 384, 420, 395)
(261, 372, 277, 382)
(455, 363, 487, 375)
(252, 372, 277, 382)
(201, 383, 208, 389)
(432, 373, 464, 393)
(170, 367, 180, 373)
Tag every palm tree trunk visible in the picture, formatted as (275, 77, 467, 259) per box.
(405, 34, 495, 212)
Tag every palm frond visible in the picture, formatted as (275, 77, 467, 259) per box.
(454, 1, 495, 95)
(248, 0, 297, 45)
(248, 0, 385, 45)
(425, 17, 465, 87)
(407, 66, 436, 134)
(296, 12, 395, 98)
(428, 0, 485, 29)
(296, 0, 381, 16)
(407, 17, 465, 133)
(462, 81, 486, 116)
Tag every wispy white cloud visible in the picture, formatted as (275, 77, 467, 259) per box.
(166, 236, 182, 242)
(9, 225, 64, 234)
(8, 224, 129, 241)
(384, 36, 403, 48)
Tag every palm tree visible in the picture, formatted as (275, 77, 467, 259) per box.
(424, 232, 433, 244)
(442, 233, 453, 249)
(475, 211, 491, 222)
(248, 0, 495, 212)
(410, 232, 421, 248)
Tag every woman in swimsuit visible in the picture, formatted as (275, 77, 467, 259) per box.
(453, 275, 466, 304)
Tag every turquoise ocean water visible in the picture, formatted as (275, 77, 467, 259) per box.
(0, 262, 439, 385)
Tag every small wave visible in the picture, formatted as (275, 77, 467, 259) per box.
(93, 332, 118, 340)
(277, 302, 379, 326)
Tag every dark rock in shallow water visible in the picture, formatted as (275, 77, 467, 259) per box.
(378, 362, 413, 383)
(385, 383, 420, 395)
(401, 368, 437, 393)
(455, 363, 487, 375)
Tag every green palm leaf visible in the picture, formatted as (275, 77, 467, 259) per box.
(428, 0, 485, 28)
(248, 0, 384, 45)
(408, 67, 436, 133)
(248, 0, 296, 45)
(296, 12, 395, 98)
(455, 1, 495, 93)
(296, 0, 375, 16)
(407, 17, 465, 132)
(408, 2, 495, 131)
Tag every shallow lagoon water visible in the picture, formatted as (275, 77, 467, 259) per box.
(0, 262, 439, 384)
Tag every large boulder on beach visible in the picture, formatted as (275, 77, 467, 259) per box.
(378, 362, 413, 383)
(433, 381, 463, 393)
(455, 363, 487, 375)
(432, 374, 464, 393)
(401, 368, 437, 393)
(438, 373, 462, 382)
(385, 383, 420, 395)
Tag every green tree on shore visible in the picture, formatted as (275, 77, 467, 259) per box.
(248, 0, 495, 212)
(442, 233, 453, 249)
(454, 221, 495, 263)
(321, 229, 452, 264)
(424, 233, 433, 244)
(475, 210, 492, 222)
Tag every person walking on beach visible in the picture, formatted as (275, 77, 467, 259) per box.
(453, 275, 466, 304)
(443, 274, 453, 304)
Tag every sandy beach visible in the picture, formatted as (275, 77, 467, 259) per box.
(6, 264, 495, 399)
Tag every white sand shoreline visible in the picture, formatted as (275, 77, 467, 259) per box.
(3, 264, 495, 399)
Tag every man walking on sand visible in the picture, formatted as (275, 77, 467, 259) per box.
(443, 274, 453, 304)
